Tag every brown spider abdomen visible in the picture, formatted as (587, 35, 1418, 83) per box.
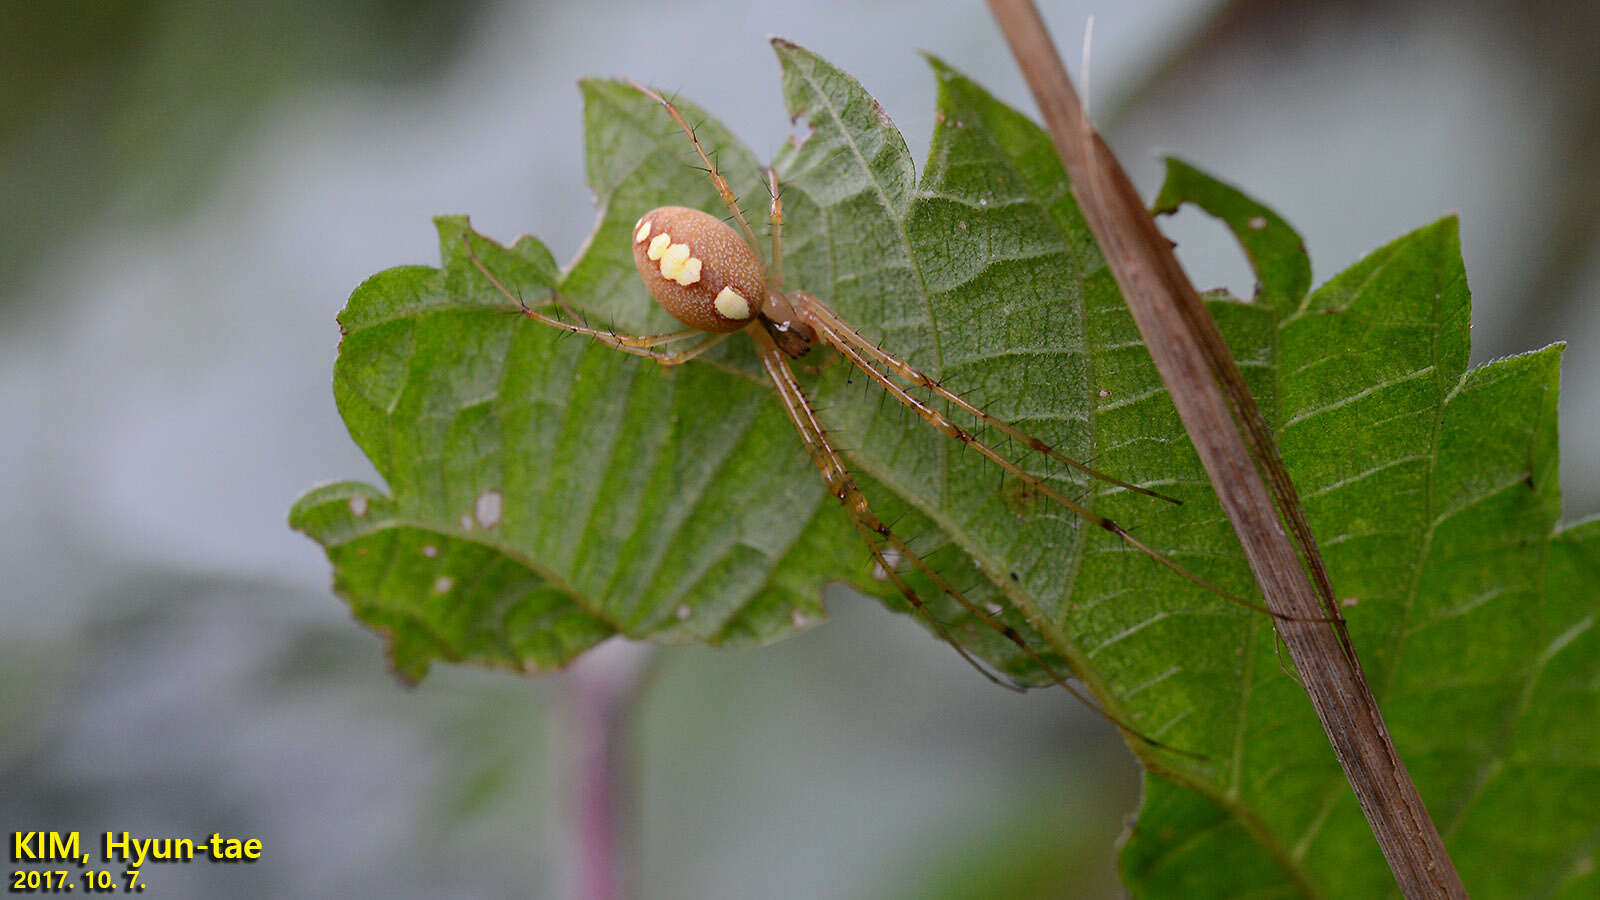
(631, 206, 766, 334)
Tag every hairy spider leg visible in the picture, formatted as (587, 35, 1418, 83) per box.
(799, 296, 1179, 504)
(461, 237, 732, 366)
(754, 327, 1200, 758)
(766, 168, 785, 293)
(789, 294, 1322, 623)
(627, 80, 767, 257)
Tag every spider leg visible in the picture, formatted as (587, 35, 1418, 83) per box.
(856, 521, 1025, 694)
(766, 168, 785, 293)
(754, 330, 1201, 759)
(462, 236, 729, 365)
(628, 80, 765, 256)
(801, 307, 1329, 624)
(1273, 627, 1304, 687)
(756, 335, 1012, 689)
(797, 292, 1179, 505)
(548, 286, 585, 325)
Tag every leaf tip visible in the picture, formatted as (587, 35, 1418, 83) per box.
(1428, 212, 1462, 244)
(378, 627, 430, 688)
(919, 51, 956, 79)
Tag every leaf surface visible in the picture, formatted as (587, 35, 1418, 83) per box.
(292, 42, 1599, 897)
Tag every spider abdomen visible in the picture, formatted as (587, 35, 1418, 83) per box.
(631, 206, 766, 333)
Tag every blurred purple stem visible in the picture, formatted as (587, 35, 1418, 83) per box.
(562, 639, 656, 900)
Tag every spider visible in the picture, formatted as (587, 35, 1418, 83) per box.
(465, 82, 1291, 756)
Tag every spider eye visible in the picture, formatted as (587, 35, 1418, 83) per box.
(631, 206, 766, 334)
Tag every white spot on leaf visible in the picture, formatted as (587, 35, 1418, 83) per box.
(475, 490, 502, 528)
(1247, 216, 1268, 230)
(348, 495, 368, 517)
(433, 576, 454, 593)
(675, 604, 691, 620)
(422, 544, 438, 558)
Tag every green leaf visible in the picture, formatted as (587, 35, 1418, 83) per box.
(1119, 162, 1598, 899)
(293, 40, 1599, 896)
(290, 83, 880, 682)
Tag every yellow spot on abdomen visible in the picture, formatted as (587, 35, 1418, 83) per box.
(714, 286, 751, 320)
(647, 232, 671, 260)
(674, 255, 701, 286)
(634, 219, 652, 243)
(659, 242, 690, 279)
(660, 243, 703, 286)
(647, 231, 701, 285)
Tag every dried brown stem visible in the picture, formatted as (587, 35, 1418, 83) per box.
(985, 1, 1468, 896)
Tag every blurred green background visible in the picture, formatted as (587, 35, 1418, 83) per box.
(4, 1, 1596, 896)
